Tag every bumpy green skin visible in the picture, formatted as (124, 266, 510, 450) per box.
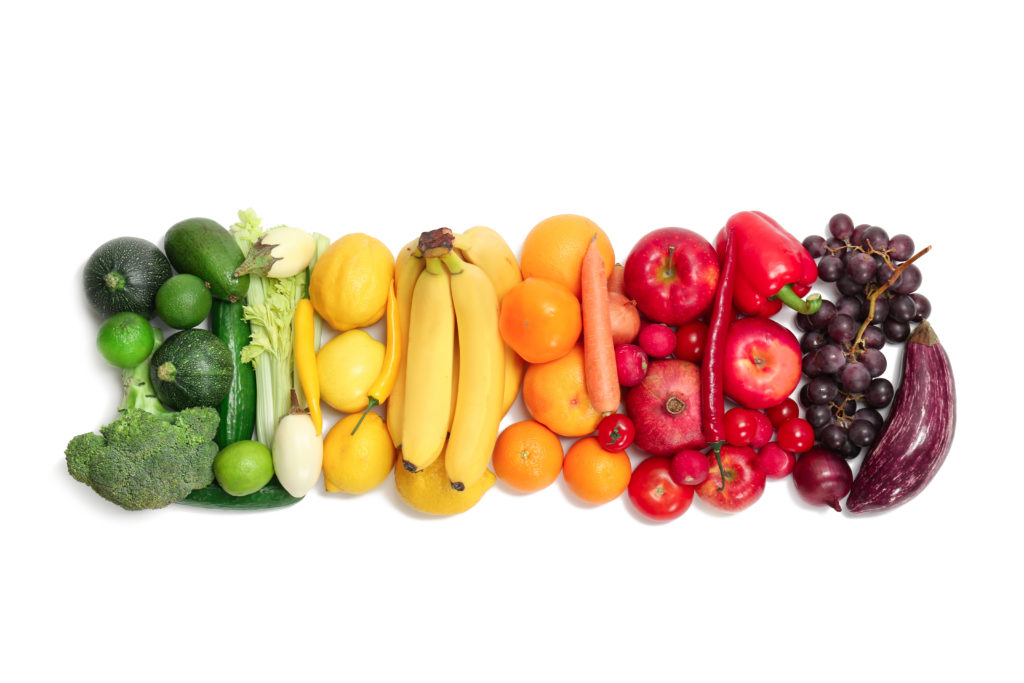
(65, 408, 220, 511)
(178, 479, 302, 510)
(210, 299, 257, 448)
(164, 218, 249, 301)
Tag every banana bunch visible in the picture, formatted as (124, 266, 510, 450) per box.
(392, 227, 522, 491)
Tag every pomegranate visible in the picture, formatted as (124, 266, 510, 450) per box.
(624, 359, 703, 456)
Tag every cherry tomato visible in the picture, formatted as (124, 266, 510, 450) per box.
(749, 411, 774, 448)
(674, 320, 708, 363)
(628, 456, 694, 521)
(765, 397, 799, 429)
(777, 417, 815, 453)
(724, 408, 758, 447)
(597, 414, 635, 453)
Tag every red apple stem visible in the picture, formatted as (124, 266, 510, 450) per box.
(707, 440, 727, 492)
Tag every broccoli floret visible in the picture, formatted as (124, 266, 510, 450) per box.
(65, 407, 221, 510)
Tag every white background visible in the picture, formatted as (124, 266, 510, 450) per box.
(2, 1, 1019, 681)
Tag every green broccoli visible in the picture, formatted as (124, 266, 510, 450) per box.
(65, 328, 222, 510)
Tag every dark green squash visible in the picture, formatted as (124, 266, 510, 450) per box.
(150, 328, 234, 410)
(83, 236, 172, 319)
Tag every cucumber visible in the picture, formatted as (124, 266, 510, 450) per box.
(177, 479, 302, 510)
(211, 299, 257, 448)
(164, 217, 250, 301)
(150, 328, 234, 410)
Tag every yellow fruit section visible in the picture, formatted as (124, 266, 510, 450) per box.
(394, 448, 495, 515)
(309, 233, 394, 331)
(317, 329, 385, 413)
(323, 413, 396, 494)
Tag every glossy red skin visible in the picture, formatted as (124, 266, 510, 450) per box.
(624, 359, 703, 456)
(624, 227, 720, 326)
(669, 449, 709, 486)
(756, 442, 795, 479)
(695, 445, 766, 513)
(765, 398, 799, 428)
(628, 456, 694, 521)
(723, 317, 802, 409)
(597, 414, 635, 453)
(674, 320, 708, 363)
(776, 418, 814, 453)
(724, 408, 757, 447)
(749, 411, 774, 448)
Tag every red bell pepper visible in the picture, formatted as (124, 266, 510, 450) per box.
(714, 211, 821, 317)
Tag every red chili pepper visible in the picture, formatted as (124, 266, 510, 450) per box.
(701, 227, 737, 488)
(597, 414, 635, 453)
(714, 211, 821, 317)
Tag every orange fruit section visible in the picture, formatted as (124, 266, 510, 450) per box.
(522, 344, 602, 437)
(492, 420, 564, 493)
(499, 277, 582, 364)
(562, 436, 632, 505)
(520, 214, 614, 299)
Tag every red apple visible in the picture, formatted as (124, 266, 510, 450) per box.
(695, 445, 766, 513)
(723, 317, 801, 409)
(624, 359, 703, 456)
(623, 227, 719, 326)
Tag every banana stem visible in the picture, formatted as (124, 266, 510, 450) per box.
(424, 257, 445, 275)
(440, 251, 466, 275)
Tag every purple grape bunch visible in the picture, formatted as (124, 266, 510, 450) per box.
(797, 213, 930, 460)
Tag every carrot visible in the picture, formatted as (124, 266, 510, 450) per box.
(293, 299, 322, 435)
(581, 236, 620, 414)
(608, 263, 626, 296)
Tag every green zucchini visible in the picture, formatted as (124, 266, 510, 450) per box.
(150, 328, 234, 410)
(164, 217, 249, 301)
(177, 479, 302, 510)
(211, 299, 257, 448)
(83, 236, 172, 319)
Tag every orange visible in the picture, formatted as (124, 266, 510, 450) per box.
(562, 436, 632, 505)
(522, 344, 602, 437)
(520, 214, 615, 299)
(492, 420, 564, 493)
(499, 277, 582, 364)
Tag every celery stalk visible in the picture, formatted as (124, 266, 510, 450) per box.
(230, 209, 308, 447)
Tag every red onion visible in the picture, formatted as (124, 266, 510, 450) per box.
(792, 448, 853, 511)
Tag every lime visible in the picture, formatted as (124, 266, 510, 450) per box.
(96, 312, 155, 368)
(213, 440, 275, 497)
(156, 274, 213, 329)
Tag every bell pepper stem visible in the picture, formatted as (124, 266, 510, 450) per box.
(707, 440, 727, 492)
(772, 283, 822, 315)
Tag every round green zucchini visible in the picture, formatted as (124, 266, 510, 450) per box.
(150, 328, 234, 410)
(83, 236, 172, 319)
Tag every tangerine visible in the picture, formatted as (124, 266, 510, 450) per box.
(562, 436, 632, 505)
(491, 420, 564, 493)
(499, 277, 581, 364)
(522, 344, 602, 437)
(520, 214, 614, 299)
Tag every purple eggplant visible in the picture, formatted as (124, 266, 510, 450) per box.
(847, 320, 955, 513)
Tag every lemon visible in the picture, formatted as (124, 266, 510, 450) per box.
(318, 329, 385, 413)
(96, 312, 155, 368)
(322, 412, 396, 494)
(213, 440, 274, 496)
(394, 449, 496, 515)
(309, 233, 394, 332)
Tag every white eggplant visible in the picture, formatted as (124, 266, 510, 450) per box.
(235, 227, 316, 279)
(272, 410, 324, 497)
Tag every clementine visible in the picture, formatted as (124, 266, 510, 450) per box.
(520, 214, 614, 299)
(491, 420, 564, 493)
(562, 436, 632, 505)
(499, 277, 581, 364)
(522, 344, 602, 437)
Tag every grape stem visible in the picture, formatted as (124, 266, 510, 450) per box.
(849, 245, 932, 354)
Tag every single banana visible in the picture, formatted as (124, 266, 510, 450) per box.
(400, 257, 455, 471)
(453, 226, 525, 415)
(441, 251, 505, 491)
(386, 237, 426, 449)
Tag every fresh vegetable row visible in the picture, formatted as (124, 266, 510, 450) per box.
(67, 208, 955, 517)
